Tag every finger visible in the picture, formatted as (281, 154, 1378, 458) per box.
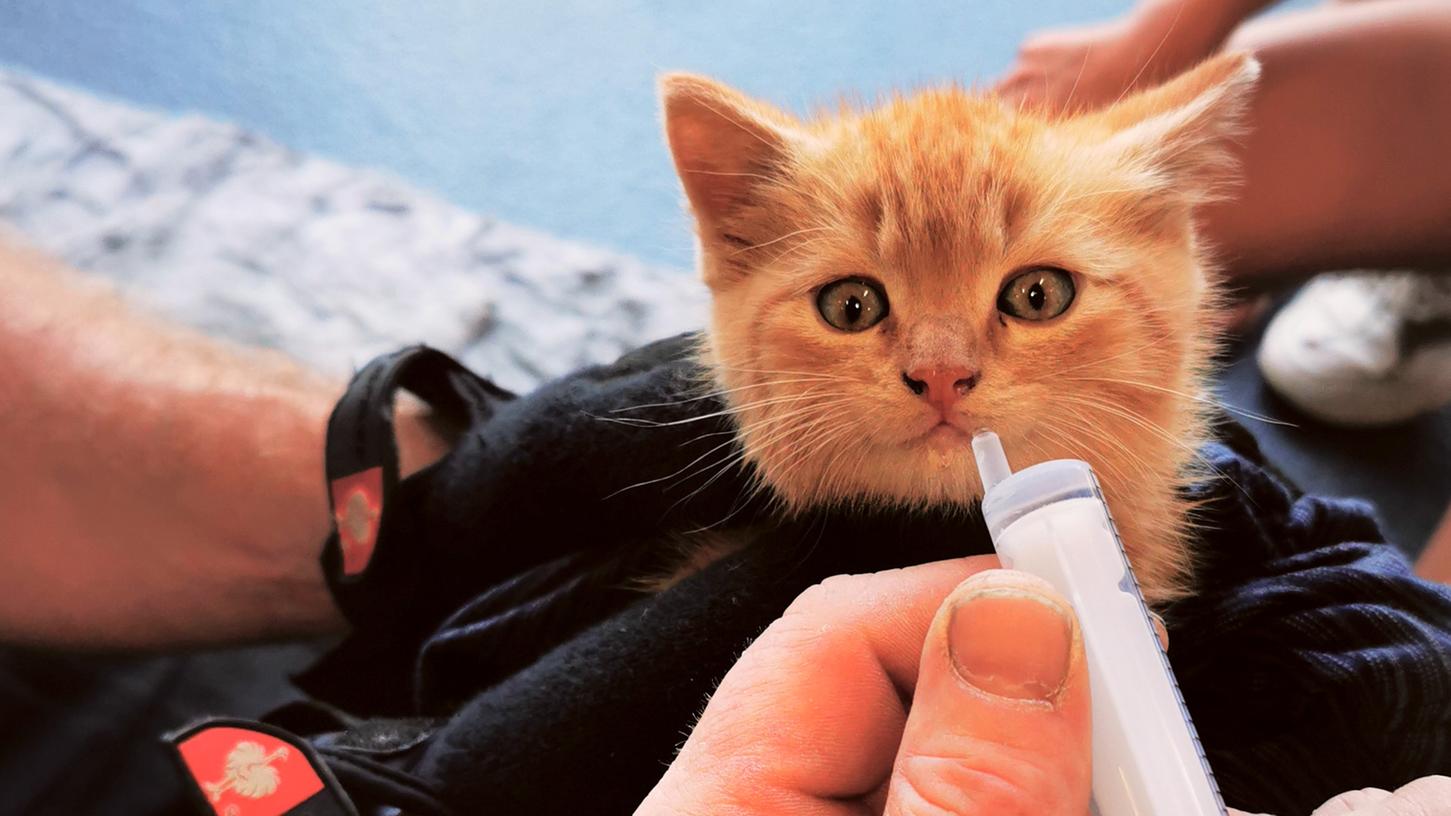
(884, 570, 1092, 816)
(1360, 775, 1451, 815)
(993, 73, 1042, 106)
(991, 72, 1024, 96)
(637, 555, 1002, 816)
(1309, 787, 1392, 815)
(1148, 610, 1169, 650)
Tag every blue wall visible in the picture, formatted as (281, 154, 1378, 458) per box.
(3, 1, 1169, 265)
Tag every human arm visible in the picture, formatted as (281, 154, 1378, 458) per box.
(995, 0, 1274, 113)
(999, 0, 1451, 287)
(1201, 0, 1451, 287)
(0, 237, 452, 648)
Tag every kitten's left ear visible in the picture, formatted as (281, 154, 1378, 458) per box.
(1092, 52, 1261, 202)
(659, 74, 808, 249)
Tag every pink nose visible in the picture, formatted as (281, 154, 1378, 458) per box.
(903, 366, 980, 413)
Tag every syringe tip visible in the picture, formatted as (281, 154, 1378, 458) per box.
(971, 430, 1013, 492)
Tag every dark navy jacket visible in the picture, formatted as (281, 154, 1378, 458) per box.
(276, 334, 1451, 816)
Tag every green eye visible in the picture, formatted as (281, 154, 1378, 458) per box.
(817, 277, 890, 332)
(997, 267, 1076, 321)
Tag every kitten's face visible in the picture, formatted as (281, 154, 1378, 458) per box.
(663, 56, 1256, 513)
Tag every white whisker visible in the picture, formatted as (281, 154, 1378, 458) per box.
(1060, 375, 1296, 427)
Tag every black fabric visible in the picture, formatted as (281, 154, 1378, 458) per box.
(320, 345, 510, 639)
(299, 334, 779, 716)
(284, 334, 1451, 816)
(0, 643, 322, 816)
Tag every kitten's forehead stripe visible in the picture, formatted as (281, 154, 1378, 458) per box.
(813, 99, 1057, 277)
(855, 188, 884, 236)
(999, 182, 1029, 249)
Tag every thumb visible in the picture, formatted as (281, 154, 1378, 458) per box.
(884, 569, 1092, 816)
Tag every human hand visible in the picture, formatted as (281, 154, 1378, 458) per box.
(1307, 776, 1451, 815)
(637, 557, 1448, 815)
(995, 0, 1242, 114)
(637, 558, 1096, 814)
(1234, 776, 1451, 815)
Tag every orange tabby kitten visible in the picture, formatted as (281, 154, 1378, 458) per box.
(660, 53, 1259, 604)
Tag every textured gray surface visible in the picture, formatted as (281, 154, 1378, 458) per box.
(0, 69, 707, 393)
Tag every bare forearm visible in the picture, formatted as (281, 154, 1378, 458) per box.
(1150, 0, 1279, 30)
(0, 239, 351, 647)
(1214, 0, 1279, 24)
(1205, 0, 1451, 286)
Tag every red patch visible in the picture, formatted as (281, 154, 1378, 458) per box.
(330, 467, 383, 576)
(175, 726, 324, 816)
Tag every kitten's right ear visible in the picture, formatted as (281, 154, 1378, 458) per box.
(659, 74, 804, 247)
(1089, 52, 1261, 205)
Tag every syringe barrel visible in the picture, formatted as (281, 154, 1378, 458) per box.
(981, 458, 1225, 816)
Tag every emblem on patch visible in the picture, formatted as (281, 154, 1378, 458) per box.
(329, 466, 384, 576)
(165, 719, 356, 816)
(206, 739, 288, 803)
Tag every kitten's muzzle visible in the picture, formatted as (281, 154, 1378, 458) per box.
(902, 366, 980, 414)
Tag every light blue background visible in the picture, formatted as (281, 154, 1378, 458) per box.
(0, 1, 1145, 266)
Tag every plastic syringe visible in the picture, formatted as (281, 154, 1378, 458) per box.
(971, 430, 1225, 816)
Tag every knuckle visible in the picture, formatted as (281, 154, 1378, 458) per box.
(1387, 775, 1451, 815)
(1312, 786, 1391, 812)
(1021, 34, 1058, 53)
(888, 763, 1009, 816)
(887, 771, 968, 816)
(888, 748, 1064, 816)
(752, 573, 882, 677)
(747, 611, 825, 663)
(1020, 33, 1051, 51)
(783, 572, 865, 618)
(749, 594, 847, 664)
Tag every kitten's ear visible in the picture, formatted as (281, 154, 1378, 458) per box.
(1093, 52, 1261, 202)
(659, 73, 805, 244)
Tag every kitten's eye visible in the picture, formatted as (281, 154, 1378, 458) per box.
(817, 277, 889, 332)
(997, 267, 1076, 321)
